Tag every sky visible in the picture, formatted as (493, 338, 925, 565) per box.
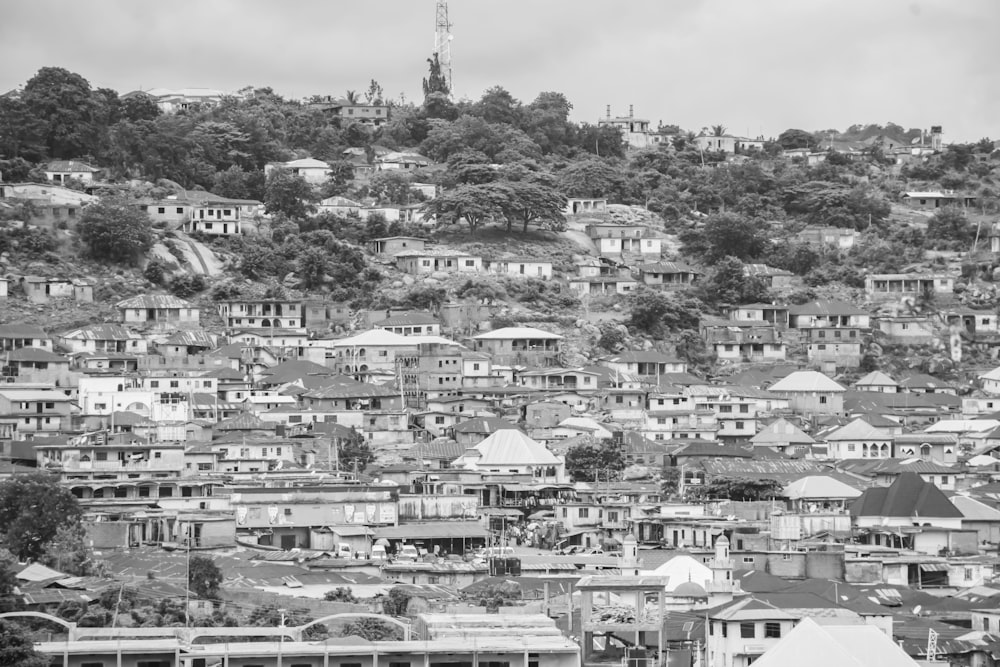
(1, 0, 998, 142)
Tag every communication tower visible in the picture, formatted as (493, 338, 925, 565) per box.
(434, 1, 454, 94)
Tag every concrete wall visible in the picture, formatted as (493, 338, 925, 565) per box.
(845, 559, 883, 584)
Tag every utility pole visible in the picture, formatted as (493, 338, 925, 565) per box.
(434, 1, 454, 94)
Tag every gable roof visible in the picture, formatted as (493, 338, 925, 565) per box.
(850, 472, 962, 518)
(769, 371, 846, 393)
(855, 371, 898, 387)
(752, 618, 918, 667)
(825, 417, 892, 441)
(473, 327, 563, 341)
(783, 476, 863, 500)
(466, 429, 560, 466)
(751, 418, 815, 445)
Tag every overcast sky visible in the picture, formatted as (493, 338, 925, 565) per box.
(2, 0, 997, 141)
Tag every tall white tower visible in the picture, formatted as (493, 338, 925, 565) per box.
(433, 1, 454, 94)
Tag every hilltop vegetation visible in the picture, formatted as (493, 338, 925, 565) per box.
(1, 62, 999, 368)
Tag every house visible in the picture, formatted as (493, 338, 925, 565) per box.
(767, 371, 846, 415)
(586, 223, 662, 259)
(20, 276, 93, 304)
(183, 195, 258, 236)
(116, 295, 200, 329)
(123, 87, 231, 113)
(787, 300, 870, 329)
(980, 366, 1000, 395)
(568, 276, 637, 296)
(0, 182, 97, 227)
(0, 388, 74, 437)
(902, 191, 976, 209)
(702, 319, 787, 363)
(892, 433, 958, 462)
(729, 304, 789, 327)
(850, 472, 963, 550)
(875, 316, 938, 345)
(636, 261, 700, 288)
(599, 351, 688, 378)
(0, 277, 7, 300)
(485, 258, 553, 279)
(471, 327, 563, 366)
(451, 429, 568, 484)
(564, 198, 607, 215)
(865, 273, 955, 301)
(750, 418, 815, 455)
(794, 226, 860, 250)
(821, 417, 894, 460)
(373, 312, 441, 336)
(854, 371, 899, 393)
(376, 151, 430, 171)
(315, 195, 362, 217)
(368, 236, 427, 257)
(694, 134, 739, 153)
(218, 299, 305, 329)
(0, 324, 53, 352)
(264, 158, 332, 184)
(897, 372, 956, 395)
(394, 250, 483, 275)
(705, 597, 799, 667)
(519, 367, 602, 392)
(57, 324, 147, 355)
(597, 106, 666, 149)
(805, 327, 863, 368)
(43, 160, 98, 184)
(744, 264, 795, 289)
(0, 348, 72, 386)
(309, 96, 390, 125)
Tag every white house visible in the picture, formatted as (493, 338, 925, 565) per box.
(44, 160, 98, 184)
(264, 158, 332, 184)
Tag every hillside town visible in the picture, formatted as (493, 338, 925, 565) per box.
(2, 4, 1000, 667)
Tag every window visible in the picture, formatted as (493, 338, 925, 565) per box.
(764, 622, 781, 638)
(721, 622, 728, 637)
(579, 508, 589, 518)
(819, 396, 828, 404)
(283, 508, 292, 516)
(742, 557, 755, 563)
(607, 511, 619, 522)
(965, 568, 974, 580)
(169, 380, 179, 388)
(847, 443, 856, 451)
(389, 662, 410, 667)
(740, 622, 756, 638)
(96, 451, 108, 461)
(464, 260, 475, 267)
(176, 207, 184, 214)
(435, 416, 445, 424)
(150, 380, 160, 388)
(562, 508, 568, 518)
(157, 207, 165, 214)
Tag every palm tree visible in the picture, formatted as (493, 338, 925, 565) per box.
(711, 124, 727, 137)
(344, 90, 358, 104)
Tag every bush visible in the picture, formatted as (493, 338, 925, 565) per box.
(169, 274, 206, 298)
(143, 259, 166, 285)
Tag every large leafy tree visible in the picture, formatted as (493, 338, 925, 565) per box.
(264, 168, 316, 219)
(680, 212, 770, 262)
(777, 128, 818, 150)
(565, 442, 625, 482)
(627, 290, 702, 336)
(0, 473, 83, 562)
(497, 180, 567, 233)
(188, 555, 224, 599)
(78, 196, 153, 265)
(697, 257, 772, 306)
(927, 206, 975, 243)
(21, 67, 101, 158)
(424, 183, 506, 234)
(0, 620, 48, 667)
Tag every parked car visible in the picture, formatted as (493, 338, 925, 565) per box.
(397, 544, 420, 561)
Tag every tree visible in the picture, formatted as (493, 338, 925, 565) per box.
(188, 555, 223, 599)
(556, 158, 624, 198)
(699, 476, 784, 501)
(264, 167, 316, 219)
(927, 206, 975, 244)
(39, 524, 95, 576)
(0, 620, 48, 667)
(340, 429, 375, 472)
(564, 442, 625, 482)
(341, 617, 402, 640)
(0, 473, 83, 562)
(21, 66, 100, 158)
(627, 289, 702, 336)
(364, 79, 385, 105)
(381, 587, 414, 616)
(324, 587, 358, 603)
(710, 124, 727, 137)
(777, 128, 818, 150)
(121, 94, 161, 122)
(498, 181, 567, 233)
(424, 183, 505, 234)
(660, 467, 681, 498)
(680, 212, 770, 262)
(297, 247, 330, 289)
(77, 197, 153, 265)
(697, 257, 771, 306)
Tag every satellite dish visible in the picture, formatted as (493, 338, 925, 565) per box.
(913, 605, 922, 615)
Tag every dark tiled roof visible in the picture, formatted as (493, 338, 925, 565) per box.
(850, 472, 962, 518)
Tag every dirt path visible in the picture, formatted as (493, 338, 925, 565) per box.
(173, 231, 224, 276)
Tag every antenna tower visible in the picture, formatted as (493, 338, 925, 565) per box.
(433, 1, 453, 94)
